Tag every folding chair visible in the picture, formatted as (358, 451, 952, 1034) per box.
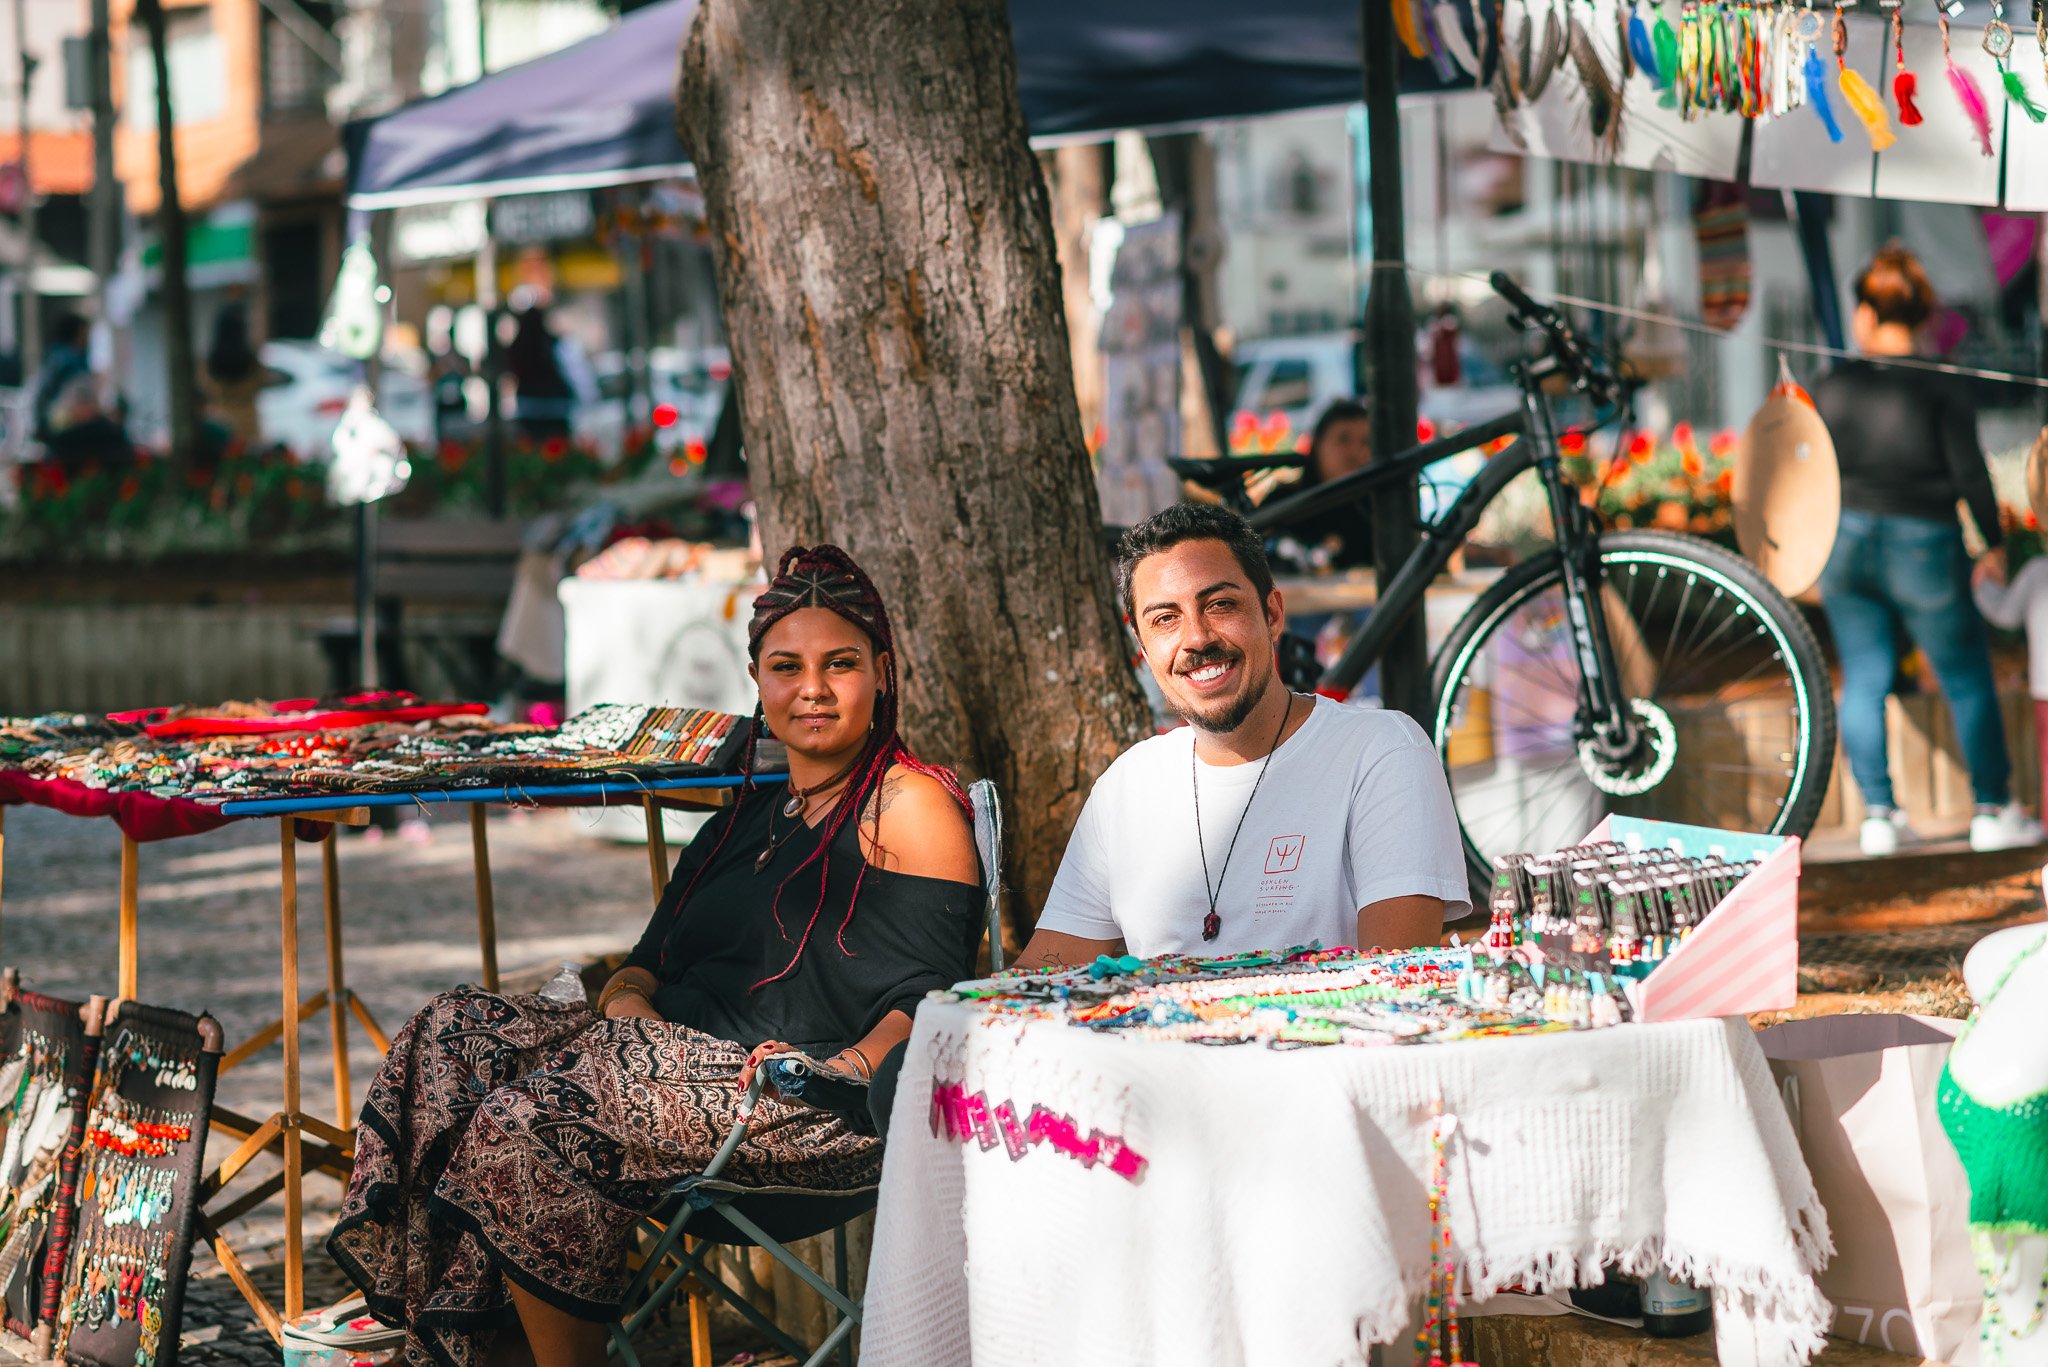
(609, 778, 1006, 1367)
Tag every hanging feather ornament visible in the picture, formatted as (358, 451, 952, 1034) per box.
(1525, 0, 1569, 99)
(1653, 3, 1682, 106)
(1435, 0, 1485, 75)
(1568, 7, 1625, 147)
(1615, 0, 1635, 81)
(1803, 26, 1846, 140)
(1943, 12, 1999, 155)
(1773, 6, 1810, 118)
(1394, 0, 1431, 59)
(1891, 10, 1923, 125)
(1629, 2, 1663, 83)
(1833, 4, 1896, 148)
(1418, 0, 1462, 80)
(1987, 0, 2048, 121)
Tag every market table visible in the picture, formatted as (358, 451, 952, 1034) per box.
(862, 995, 1835, 1367)
(0, 769, 753, 1339)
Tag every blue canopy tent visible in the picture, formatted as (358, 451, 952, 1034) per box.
(343, 0, 1466, 208)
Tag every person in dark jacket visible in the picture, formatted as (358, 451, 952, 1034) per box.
(1813, 243, 2041, 857)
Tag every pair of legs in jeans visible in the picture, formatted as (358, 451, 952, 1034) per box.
(1819, 509, 2009, 814)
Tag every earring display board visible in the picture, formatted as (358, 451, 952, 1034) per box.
(55, 1003, 221, 1367)
(0, 979, 102, 1356)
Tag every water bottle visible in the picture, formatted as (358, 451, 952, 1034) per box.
(539, 961, 587, 1005)
(1566, 1265, 1641, 1321)
(1641, 1271, 1712, 1338)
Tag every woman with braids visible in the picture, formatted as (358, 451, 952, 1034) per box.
(329, 545, 981, 1367)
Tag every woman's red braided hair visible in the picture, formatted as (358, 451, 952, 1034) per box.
(656, 544, 969, 992)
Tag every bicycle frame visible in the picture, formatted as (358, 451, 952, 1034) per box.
(1248, 369, 1643, 755)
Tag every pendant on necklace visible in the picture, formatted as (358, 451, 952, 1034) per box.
(754, 845, 777, 874)
(1202, 911, 1221, 942)
(781, 793, 804, 818)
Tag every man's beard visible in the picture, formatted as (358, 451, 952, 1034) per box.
(1167, 646, 1274, 735)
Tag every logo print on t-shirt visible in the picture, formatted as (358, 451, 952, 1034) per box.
(1264, 835, 1305, 874)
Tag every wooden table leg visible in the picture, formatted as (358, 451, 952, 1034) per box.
(322, 829, 352, 1130)
(470, 806, 500, 992)
(644, 796, 670, 902)
(119, 833, 139, 1000)
(278, 819, 305, 1321)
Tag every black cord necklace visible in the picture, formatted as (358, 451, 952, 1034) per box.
(1191, 693, 1296, 943)
(755, 770, 853, 874)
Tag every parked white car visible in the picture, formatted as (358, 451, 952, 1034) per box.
(258, 341, 435, 461)
(575, 348, 726, 461)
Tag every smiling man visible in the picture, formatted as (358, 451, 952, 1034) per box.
(1021, 503, 1468, 965)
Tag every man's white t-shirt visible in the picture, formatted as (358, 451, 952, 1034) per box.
(1036, 696, 1470, 956)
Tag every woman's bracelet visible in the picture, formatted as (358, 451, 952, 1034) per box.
(834, 1045, 873, 1081)
(596, 980, 652, 1014)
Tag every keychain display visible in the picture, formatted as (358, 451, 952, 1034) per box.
(1482, 840, 1758, 980)
(56, 1003, 220, 1367)
(1496, 0, 2048, 160)
(0, 977, 102, 1357)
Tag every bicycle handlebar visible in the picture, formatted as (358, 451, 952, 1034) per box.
(1488, 270, 1628, 409)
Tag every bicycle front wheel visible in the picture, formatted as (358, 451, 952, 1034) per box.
(1430, 530, 1836, 881)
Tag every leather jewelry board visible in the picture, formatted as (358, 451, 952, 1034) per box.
(2026, 428, 2048, 528)
(1733, 374, 1841, 597)
(57, 1001, 221, 1367)
(0, 975, 102, 1355)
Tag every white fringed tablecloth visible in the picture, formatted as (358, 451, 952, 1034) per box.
(861, 1001, 1832, 1367)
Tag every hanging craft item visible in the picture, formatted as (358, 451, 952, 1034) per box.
(1614, 0, 1635, 81)
(1835, 3, 1898, 147)
(1804, 11, 1848, 141)
(1629, 1, 1663, 84)
(2025, 425, 2048, 528)
(1693, 178, 1752, 331)
(1423, 1, 1466, 79)
(0, 979, 102, 1361)
(1769, 4, 1813, 119)
(1986, 0, 2048, 119)
(1653, 1, 1682, 104)
(1395, 0, 1433, 58)
(1943, 11, 2000, 155)
(1436, 0, 1486, 76)
(1568, 3, 1625, 145)
(1733, 358, 1842, 597)
(1892, 8, 1926, 124)
(55, 1003, 220, 1367)
(1524, 0, 1568, 99)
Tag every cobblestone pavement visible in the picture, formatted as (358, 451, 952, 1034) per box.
(0, 802, 748, 1366)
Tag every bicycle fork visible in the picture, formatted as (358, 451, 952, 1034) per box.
(1530, 413, 1642, 765)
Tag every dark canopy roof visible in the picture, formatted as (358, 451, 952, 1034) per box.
(346, 0, 1465, 209)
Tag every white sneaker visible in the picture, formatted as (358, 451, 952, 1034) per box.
(1859, 808, 1919, 857)
(1969, 803, 2047, 852)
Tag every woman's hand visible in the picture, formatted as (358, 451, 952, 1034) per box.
(1975, 547, 2009, 588)
(737, 1040, 796, 1096)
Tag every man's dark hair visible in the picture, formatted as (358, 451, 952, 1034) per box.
(1114, 502, 1275, 620)
(51, 314, 89, 350)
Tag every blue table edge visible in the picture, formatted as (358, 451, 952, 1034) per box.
(217, 773, 785, 816)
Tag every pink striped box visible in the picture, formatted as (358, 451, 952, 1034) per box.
(1577, 815, 1802, 1022)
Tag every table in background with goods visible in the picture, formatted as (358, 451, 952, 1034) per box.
(863, 818, 1831, 1367)
(0, 695, 761, 1338)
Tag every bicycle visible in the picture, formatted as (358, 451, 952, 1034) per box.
(1172, 273, 1837, 885)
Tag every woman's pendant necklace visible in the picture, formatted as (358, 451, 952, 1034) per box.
(1191, 695, 1296, 943)
(756, 803, 796, 873)
(779, 754, 862, 818)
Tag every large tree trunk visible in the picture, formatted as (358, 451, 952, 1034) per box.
(677, 0, 1151, 929)
(137, 0, 201, 470)
(1043, 144, 1109, 451)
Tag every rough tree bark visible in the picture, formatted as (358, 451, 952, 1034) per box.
(677, 0, 1152, 929)
(136, 0, 201, 471)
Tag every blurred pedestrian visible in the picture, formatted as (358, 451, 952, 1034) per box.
(204, 301, 268, 451)
(30, 314, 91, 443)
(1813, 243, 2041, 856)
(1267, 398, 1375, 571)
(505, 305, 574, 441)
